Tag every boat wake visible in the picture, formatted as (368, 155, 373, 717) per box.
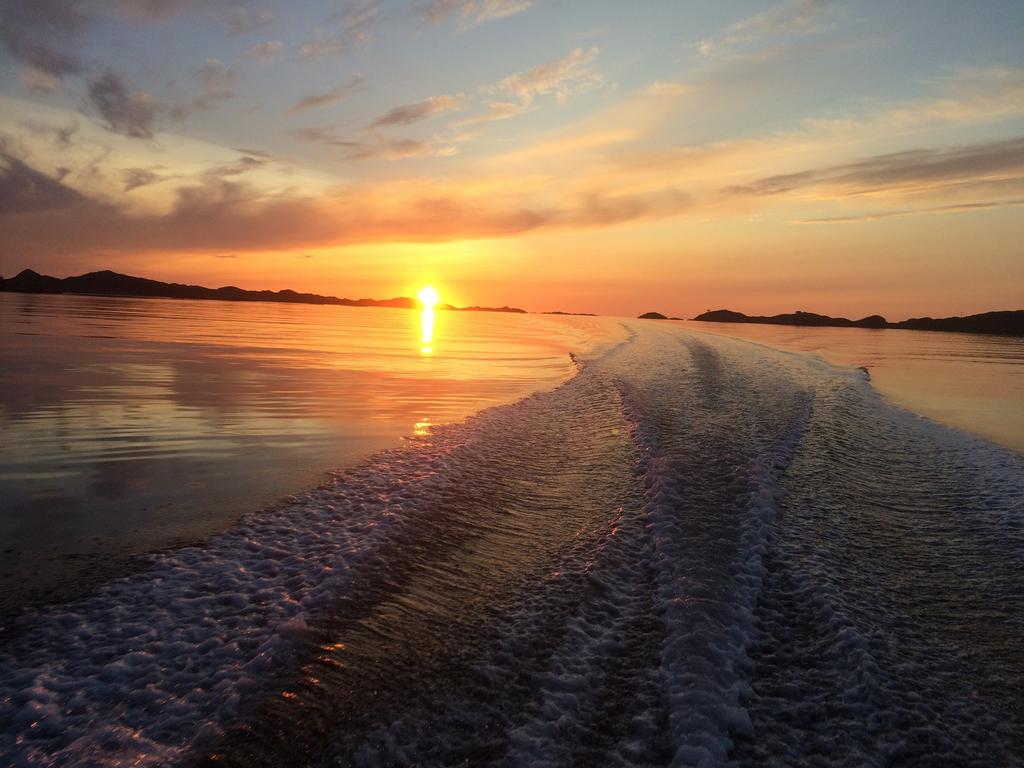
(1, 323, 1021, 767)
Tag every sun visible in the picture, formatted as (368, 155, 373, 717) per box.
(417, 285, 440, 308)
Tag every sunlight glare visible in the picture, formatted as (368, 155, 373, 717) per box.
(418, 285, 440, 308)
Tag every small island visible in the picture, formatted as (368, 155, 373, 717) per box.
(692, 308, 1024, 336)
(638, 311, 668, 320)
(0, 269, 528, 314)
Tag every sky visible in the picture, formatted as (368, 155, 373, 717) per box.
(1, 0, 1022, 318)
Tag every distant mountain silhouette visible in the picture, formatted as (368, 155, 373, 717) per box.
(693, 308, 1024, 336)
(638, 311, 668, 320)
(456, 305, 527, 314)
(0, 269, 528, 314)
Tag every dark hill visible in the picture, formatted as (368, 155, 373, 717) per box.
(693, 308, 1024, 336)
(893, 311, 1024, 334)
(638, 311, 668, 320)
(0, 269, 527, 314)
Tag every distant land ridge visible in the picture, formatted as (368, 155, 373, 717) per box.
(693, 308, 1024, 336)
(0, 269, 527, 314)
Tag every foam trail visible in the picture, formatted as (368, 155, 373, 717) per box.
(0, 322, 1021, 767)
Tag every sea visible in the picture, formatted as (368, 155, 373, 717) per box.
(0, 294, 1021, 766)
(692, 319, 1024, 456)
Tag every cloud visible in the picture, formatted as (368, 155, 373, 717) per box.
(643, 80, 692, 97)
(291, 125, 363, 149)
(370, 94, 465, 128)
(18, 120, 80, 148)
(344, 137, 457, 161)
(217, 6, 277, 35)
(297, 1, 382, 61)
(87, 71, 160, 139)
(121, 167, 163, 191)
(234, 147, 273, 159)
(804, 66, 1024, 137)
(244, 41, 282, 63)
(336, 1, 383, 43)
(0, 0, 91, 78)
(422, 0, 537, 30)
(192, 58, 239, 110)
(203, 154, 270, 178)
(696, 0, 840, 57)
(457, 100, 524, 125)
(19, 67, 61, 93)
(794, 199, 1024, 224)
(292, 126, 454, 161)
(297, 37, 348, 61)
(0, 142, 697, 262)
(286, 75, 365, 116)
(726, 136, 1024, 197)
(167, 58, 239, 119)
(110, 0, 201, 21)
(0, 143, 84, 213)
(498, 47, 601, 106)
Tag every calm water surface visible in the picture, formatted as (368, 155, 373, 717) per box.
(690, 320, 1024, 455)
(0, 293, 625, 614)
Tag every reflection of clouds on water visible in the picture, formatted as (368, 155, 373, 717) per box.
(0, 292, 617, 615)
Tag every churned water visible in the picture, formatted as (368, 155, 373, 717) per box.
(691, 319, 1024, 456)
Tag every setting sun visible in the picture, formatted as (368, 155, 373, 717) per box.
(417, 286, 440, 309)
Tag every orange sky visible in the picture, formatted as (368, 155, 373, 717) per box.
(1, 1, 1023, 319)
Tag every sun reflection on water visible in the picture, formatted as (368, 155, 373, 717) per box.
(417, 286, 439, 355)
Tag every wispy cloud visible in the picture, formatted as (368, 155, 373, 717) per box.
(287, 75, 365, 117)
(121, 167, 163, 191)
(726, 136, 1024, 198)
(297, 38, 347, 61)
(203, 154, 271, 179)
(460, 48, 603, 126)
(422, 0, 537, 31)
(794, 199, 1024, 224)
(292, 125, 455, 161)
(696, 0, 841, 56)
(370, 94, 465, 128)
(217, 6, 277, 36)
(804, 66, 1024, 137)
(457, 100, 523, 125)
(336, 1, 383, 44)
(642, 80, 693, 97)
(298, 1, 383, 60)
(244, 41, 283, 63)
(191, 58, 239, 110)
(110, 0, 199, 22)
(498, 47, 601, 107)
